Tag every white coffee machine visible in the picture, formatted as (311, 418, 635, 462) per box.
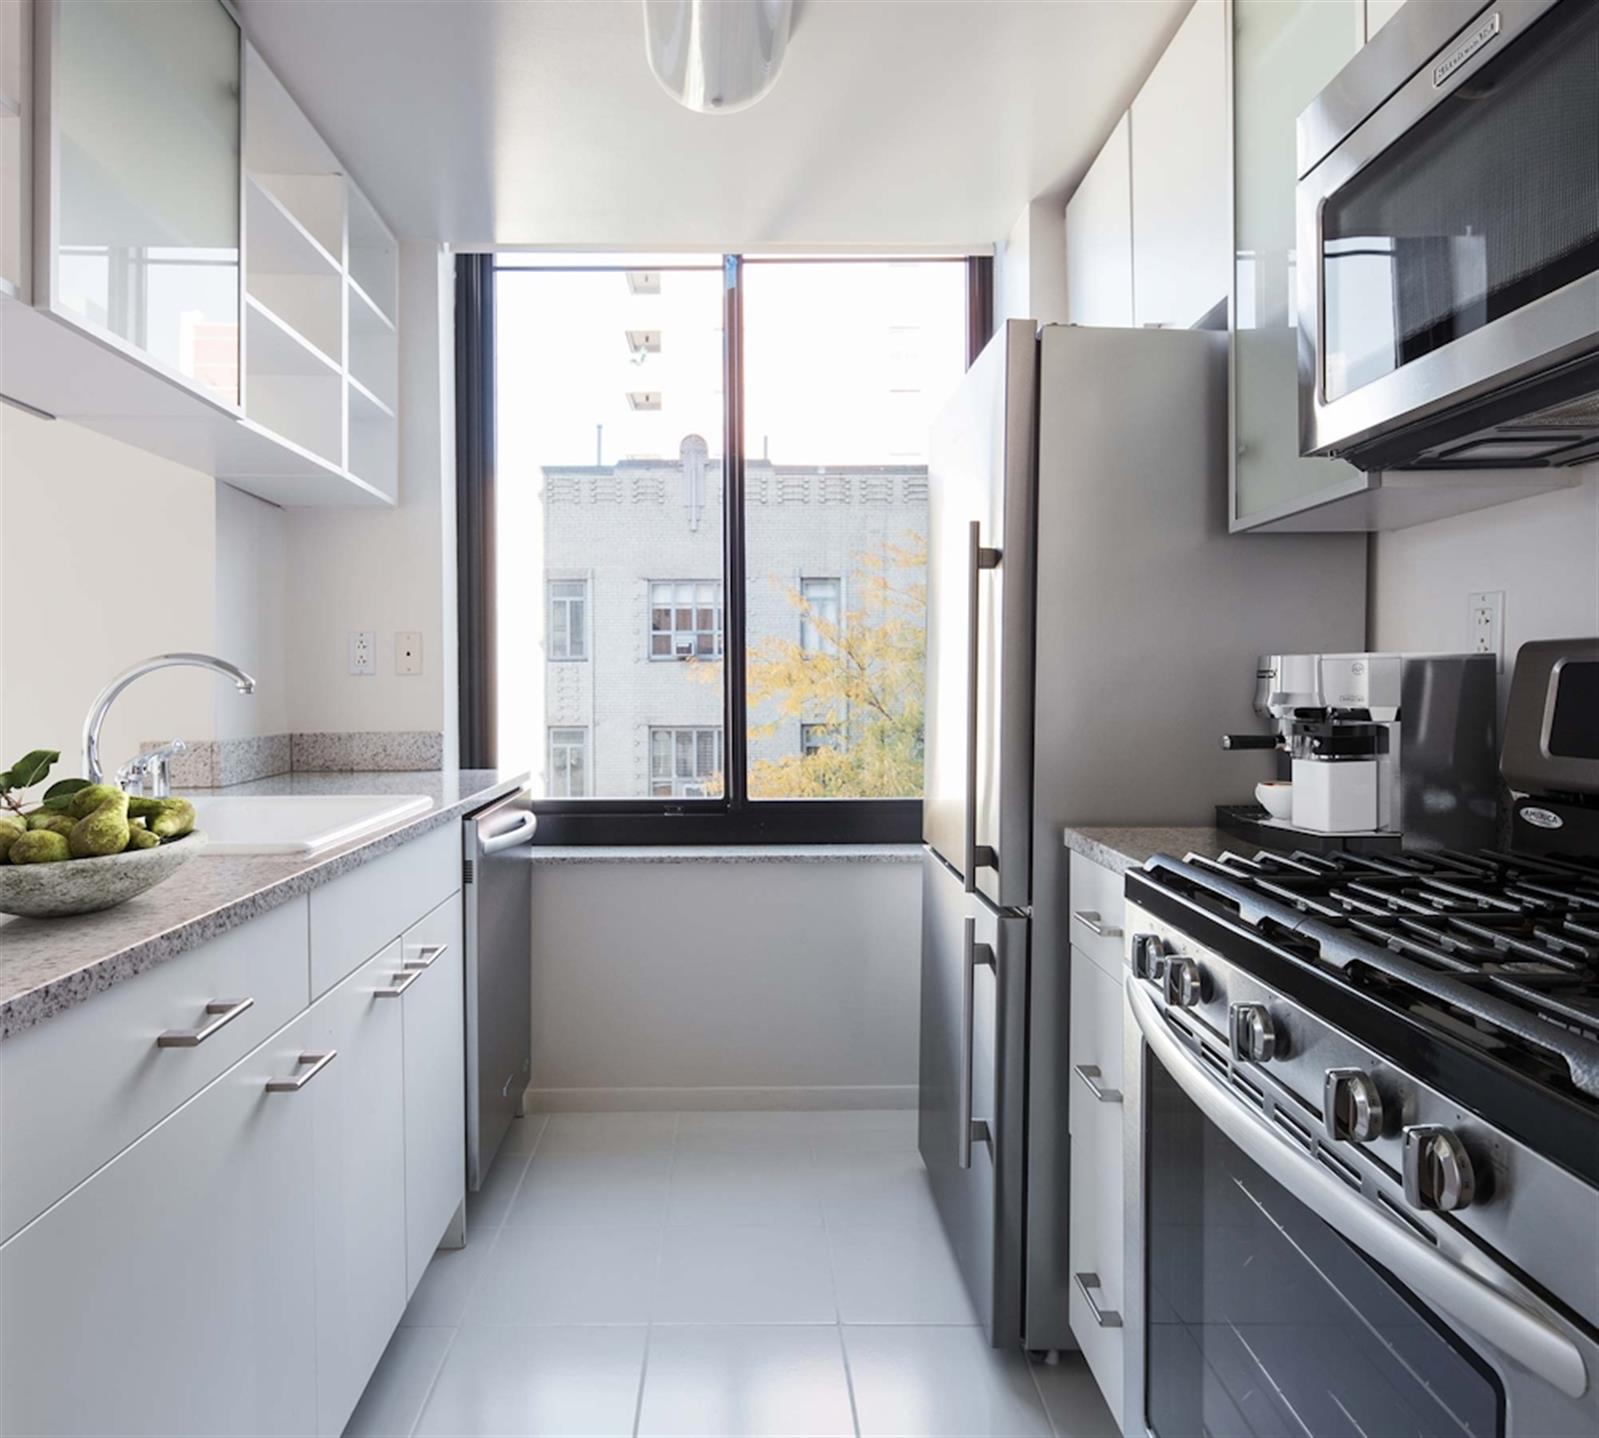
(1222, 651, 1498, 850)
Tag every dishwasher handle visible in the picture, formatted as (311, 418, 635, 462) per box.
(480, 810, 537, 855)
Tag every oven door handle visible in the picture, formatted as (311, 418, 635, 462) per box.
(1127, 977, 1589, 1400)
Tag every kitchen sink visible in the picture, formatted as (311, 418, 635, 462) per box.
(188, 794, 433, 856)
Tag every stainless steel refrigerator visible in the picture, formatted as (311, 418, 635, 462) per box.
(917, 321, 1367, 1351)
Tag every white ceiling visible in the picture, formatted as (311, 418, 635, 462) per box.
(238, 0, 1189, 251)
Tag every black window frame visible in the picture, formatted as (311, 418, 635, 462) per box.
(457, 250, 994, 845)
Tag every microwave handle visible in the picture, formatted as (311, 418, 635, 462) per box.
(1126, 977, 1589, 1400)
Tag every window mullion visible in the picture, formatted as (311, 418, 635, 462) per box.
(722, 253, 749, 811)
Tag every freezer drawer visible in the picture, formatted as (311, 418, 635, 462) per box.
(917, 848, 1028, 1347)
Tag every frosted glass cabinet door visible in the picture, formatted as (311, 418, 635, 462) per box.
(51, 0, 241, 405)
(1231, 0, 1363, 526)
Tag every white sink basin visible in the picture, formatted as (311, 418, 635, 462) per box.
(189, 794, 433, 856)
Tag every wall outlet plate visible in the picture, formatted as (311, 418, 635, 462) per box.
(349, 630, 377, 676)
(396, 631, 423, 676)
(1469, 590, 1504, 673)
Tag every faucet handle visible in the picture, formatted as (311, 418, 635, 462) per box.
(117, 739, 187, 798)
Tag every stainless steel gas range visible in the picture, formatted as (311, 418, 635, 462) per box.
(1120, 846, 1599, 1438)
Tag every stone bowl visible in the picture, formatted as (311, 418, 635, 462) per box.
(0, 831, 209, 919)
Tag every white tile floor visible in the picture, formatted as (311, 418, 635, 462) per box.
(344, 1110, 1118, 1438)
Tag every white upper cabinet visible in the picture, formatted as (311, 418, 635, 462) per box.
(0, 0, 30, 301)
(1131, 0, 1228, 330)
(1230, 0, 1364, 528)
(1366, 0, 1407, 38)
(1066, 113, 1133, 327)
(45, 0, 241, 403)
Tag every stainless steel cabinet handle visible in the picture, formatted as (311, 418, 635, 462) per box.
(1071, 909, 1122, 939)
(404, 942, 449, 971)
(375, 968, 424, 998)
(1127, 976, 1587, 1399)
(1073, 1272, 1122, 1328)
(958, 917, 997, 1170)
(1073, 1063, 1122, 1104)
(265, 1050, 337, 1092)
(962, 519, 1001, 894)
(156, 997, 254, 1048)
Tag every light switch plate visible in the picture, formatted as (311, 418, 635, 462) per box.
(349, 630, 376, 676)
(396, 631, 423, 676)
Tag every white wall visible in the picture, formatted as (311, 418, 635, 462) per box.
(214, 483, 289, 739)
(528, 858, 923, 1109)
(1370, 467, 1599, 716)
(0, 407, 217, 774)
(996, 198, 1069, 325)
(283, 242, 457, 752)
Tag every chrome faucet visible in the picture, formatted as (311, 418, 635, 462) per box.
(82, 653, 256, 789)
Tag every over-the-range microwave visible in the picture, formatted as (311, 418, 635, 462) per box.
(1296, 0, 1599, 473)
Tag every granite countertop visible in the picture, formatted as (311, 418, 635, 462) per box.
(0, 769, 528, 1041)
(1063, 824, 1240, 876)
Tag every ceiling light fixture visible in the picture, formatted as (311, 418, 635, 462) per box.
(643, 0, 794, 114)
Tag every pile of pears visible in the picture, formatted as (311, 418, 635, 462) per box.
(1, 786, 196, 866)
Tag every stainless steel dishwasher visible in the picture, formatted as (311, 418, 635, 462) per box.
(462, 787, 535, 1190)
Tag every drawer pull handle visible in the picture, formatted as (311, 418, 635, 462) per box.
(156, 997, 254, 1048)
(1073, 1063, 1122, 1104)
(1072, 909, 1122, 940)
(375, 968, 424, 998)
(404, 942, 449, 971)
(1074, 1271, 1123, 1329)
(266, 1050, 337, 1092)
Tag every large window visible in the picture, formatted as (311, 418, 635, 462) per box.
(480, 252, 980, 841)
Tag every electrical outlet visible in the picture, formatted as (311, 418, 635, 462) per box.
(349, 630, 377, 676)
(1469, 591, 1504, 672)
(396, 631, 423, 676)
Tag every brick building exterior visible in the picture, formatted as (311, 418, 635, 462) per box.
(541, 457, 928, 798)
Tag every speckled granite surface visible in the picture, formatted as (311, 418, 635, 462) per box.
(1063, 825, 1240, 875)
(0, 770, 526, 1041)
(292, 731, 444, 772)
(527, 845, 923, 865)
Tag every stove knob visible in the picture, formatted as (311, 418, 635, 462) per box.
(1228, 1003, 1277, 1063)
(1162, 956, 1203, 1009)
(1132, 933, 1167, 981)
(1323, 1068, 1384, 1143)
(1402, 1126, 1476, 1213)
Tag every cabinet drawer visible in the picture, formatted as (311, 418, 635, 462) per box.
(309, 823, 458, 996)
(401, 891, 466, 1292)
(1068, 852, 1126, 977)
(1068, 1130, 1125, 1429)
(0, 896, 310, 1244)
(1068, 946, 1125, 1141)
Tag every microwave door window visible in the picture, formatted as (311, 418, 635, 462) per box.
(1319, 0, 1599, 402)
(1144, 1060, 1503, 1438)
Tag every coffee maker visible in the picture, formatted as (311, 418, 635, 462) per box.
(1220, 651, 1498, 852)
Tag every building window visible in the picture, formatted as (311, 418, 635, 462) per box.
(547, 578, 588, 661)
(650, 580, 723, 660)
(801, 723, 841, 757)
(549, 728, 589, 797)
(650, 727, 724, 797)
(799, 577, 841, 654)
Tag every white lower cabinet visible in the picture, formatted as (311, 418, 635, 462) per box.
(401, 891, 466, 1294)
(0, 1014, 322, 1437)
(308, 942, 409, 1436)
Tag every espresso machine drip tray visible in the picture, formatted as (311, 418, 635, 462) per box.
(1215, 803, 1403, 856)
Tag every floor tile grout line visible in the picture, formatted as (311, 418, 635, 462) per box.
(403, 1323, 461, 1438)
(1024, 1352, 1063, 1438)
(631, 1110, 681, 1438)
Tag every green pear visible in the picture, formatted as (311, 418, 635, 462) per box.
(10, 830, 71, 864)
(143, 798, 196, 839)
(0, 815, 25, 858)
(68, 784, 125, 820)
(68, 792, 131, 858)
(27, 812, 75, 837)
(124, 826, 162, 851)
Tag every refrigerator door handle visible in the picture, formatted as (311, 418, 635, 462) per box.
(964, 519, 1002, 894)
(958, 917, 998, 1170)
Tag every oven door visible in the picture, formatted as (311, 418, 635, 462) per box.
(1122, 975, 1596, 1438)
(1297, 0, 1599, 464)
